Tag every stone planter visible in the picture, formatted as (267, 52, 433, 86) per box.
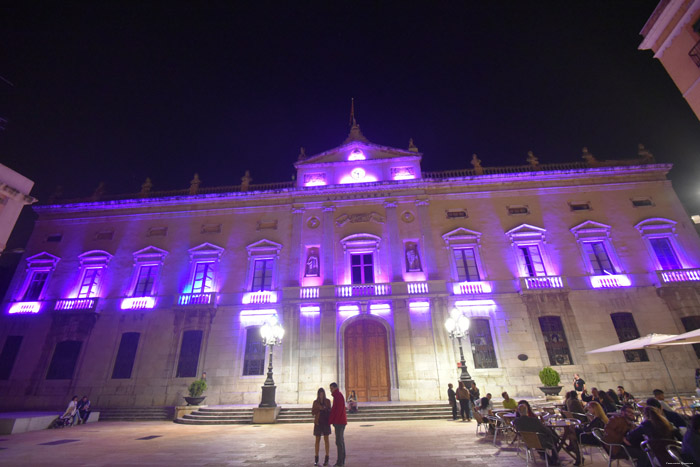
(538, 386, 563, 396)
(184, 396, 206, 406)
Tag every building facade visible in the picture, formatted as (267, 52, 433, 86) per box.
(0, 163, 36, 253)
(640, 0, 700, 120)
(1, 125, 700, 410)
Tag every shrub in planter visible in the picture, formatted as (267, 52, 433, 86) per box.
(538, 367, 561, 387)
(188, 379, 207, 397)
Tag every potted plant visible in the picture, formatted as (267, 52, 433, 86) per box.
(184, 378, 207, 406)
(538, 367, 563, 396)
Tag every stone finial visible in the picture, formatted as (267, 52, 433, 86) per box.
(91, 182, 106, 201)
(638, 143, 654, 163)
(140, 178, 153, 196)
(471, 153, 484, 175)
(241, 170, 252, 191)
(189, 173, 201, 195)
(526, 150, 539, 167)
(297, 147, 307, 161)
(408, 138, 418, 152)
(581, 147, 597, 165)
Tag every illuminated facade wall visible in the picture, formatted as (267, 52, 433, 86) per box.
(1, 128, 700, 409)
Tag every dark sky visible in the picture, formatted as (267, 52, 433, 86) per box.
(1, 1, 699, 213)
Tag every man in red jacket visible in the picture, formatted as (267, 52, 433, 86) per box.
(329, 382, 347, 467)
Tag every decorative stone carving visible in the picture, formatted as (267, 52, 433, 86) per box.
(638, 143, 654, 163)
(526, 151, 539, 167)
(304, 247, 320, 277)
(335, 212, 385, 227)
(297, 147, 307, 161)
(401, 211, 415, 223)
(408, 138, 418, 152)
(405, 242, 422, 272)
(241, 171, 252, 191)
(140, 178, 153, 196)
(306, 217, 320, 229)
(471, 154, 483, 175)
(190, 173, 201, 195)
(581, 147, 597, 166)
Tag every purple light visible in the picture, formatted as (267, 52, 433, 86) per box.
(660, 269, 700, 283)
(523, 276, 563, 289)
(347, 149, 366, 161)
(55, 298, 96, 310)
(8, 301, 41, 314)
(178, 293, 213, 306)
(303, 173, 327, 187)
(241, 308, 277, 326)
(339, 167, 378, 184)
(407, 282, 429, 294)
(121, 297, 156, 310)
(338, 304, 360, 317)
(369, 303, 391, 315)
(590, 274, 631, 288)
(452, 281, 492, 294)
(455, 299, 496, 308)
(300, 305, 321, 317)
(242, 291, 278, 304)
(408, 301, 430, 312)
(391, 166, 416, 180)
(336, 284, 391, 297)
(300, 287, 320, 299)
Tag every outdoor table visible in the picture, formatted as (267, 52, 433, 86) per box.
(546, 418, 582, 465)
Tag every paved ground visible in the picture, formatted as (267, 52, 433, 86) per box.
(0, 419, 618, 466)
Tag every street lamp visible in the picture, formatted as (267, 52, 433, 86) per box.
(444, 308, 474, 386)
(258, 315, 285, 408)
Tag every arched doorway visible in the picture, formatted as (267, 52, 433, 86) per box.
(344, 319, 391, 401)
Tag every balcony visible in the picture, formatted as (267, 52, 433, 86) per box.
(407, 281, 429, 294)
(590, 274, 631, 289)
(242, 291, 278, 304)
(8, 301, 43, 314)
(299, 287, 320, 299)
(657, 268, 700, 286)
(121, 297, 156, 310)
(452, 281, 492, 295)
(335, 283, 392, 297)
(54, 298, 98, 311)
(519, 276, 565, 291)
(177, 292, 215, 306)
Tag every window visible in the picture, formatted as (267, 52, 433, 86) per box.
(631, 198, 653, 207)
(453, 248, 480, 281)
(446, 209, 468, 219)
(518, 245, 547, 277)
(610, 313, 649, 362)
(252, 259, 274, 291)
(583, 242, 616, 275)
(243, 326, 266, 376)
(192, 262, 215, 294)
(16, 252, 60, 302)
(112, 332, 140, 379)
(46, 234, 62, 242)
(94, 230, 114, 240)
(649, 238, 682, 270)
(470, 319, 497, 368)
(128, 246, 167, 299)
(176, 330, 203, 378)
(681, 316, 700, 359)
(507, 206, 529, 215)
(133, 265, 158, 297)
(23, 271, 49, 301)
(569, 202, 591, 211)
(147, 226, 168, 237)
(73, 250, 112, 299)
(46, 340, 82, 379)
(351, 253, 374, 284)
(0, 336, 22, 380)
(77, 268, 101, 298)
(538, 316, 573, 365)
(184, 243, 224, 297)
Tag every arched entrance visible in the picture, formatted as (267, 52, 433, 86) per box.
(344, 318, 391, 401)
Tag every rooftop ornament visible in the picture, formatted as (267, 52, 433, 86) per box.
(471, 153, 483, 175)
(526, 150, 540, 168)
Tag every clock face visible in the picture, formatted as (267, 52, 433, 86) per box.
(350, 167, 366, 180)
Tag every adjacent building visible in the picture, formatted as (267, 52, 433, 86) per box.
(1, 123, 699, 410)
(0, 163, 36, 253)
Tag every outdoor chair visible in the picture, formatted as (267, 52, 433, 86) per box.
(487, 413, 513, 445)
(640, 438, 681, 467)
(591, 427, 637, 467)
(519, 431, 551, 467)
(472, 410, 487, 435)
(666, 444, 684, 464)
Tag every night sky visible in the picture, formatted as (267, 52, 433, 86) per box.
(1, 2, 700, 219)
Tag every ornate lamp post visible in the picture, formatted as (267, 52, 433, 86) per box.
(259, 315, 285, 408)
(444, 308, 474, 386)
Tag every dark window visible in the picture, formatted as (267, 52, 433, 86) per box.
(95, 230, 114, 240)
(519, 245, 547, 277)
(446, 210, 467, 219)
(351, 253, 374, 284)
(538, 316, 573, 365)
(631, 199, 653, 207)
(681, 316, 700, 359)
(112, 332, 140, 379)
(192, 262, 214, 294)
(23, 271, 49, 300)
(0, 336, 23, 380)
(176, 330, 203, 377)
(649, 237, 682, 270)
(46, 340, 82, 379)
(610, 313, 649, 362)
(569, 203, 591, 211)
(133, 265, 158, 297)
(583, 242, 616, 275)
(252, 259, 273, 291)
(470, 319, 497, 369)
(508, 206, 529, 215)
(243, 326, 266, 376)
(46, 234, 62, 242)
(453, 248, 480, 281)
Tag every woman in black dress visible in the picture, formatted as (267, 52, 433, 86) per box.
(312, 387, 332, 466)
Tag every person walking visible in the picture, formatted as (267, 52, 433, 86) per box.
(312, 387, 332, 466)
(456, 381, 471, 421)
(447, 383, 458, 420)
(329, 382, 347, 467)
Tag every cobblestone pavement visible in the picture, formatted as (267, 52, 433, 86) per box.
(0, 419, 618, 466)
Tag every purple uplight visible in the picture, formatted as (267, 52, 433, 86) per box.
(347, 149, 366, 161)
(407, 282, 429, 294)
(660, 268, 700, 283)
(452, 281, 492, 294)
(454, 299, 496, 308)
(121, 297, 156, 310)
(55, 298, 96, 310)
(590, 274, 631, 288)
(338, 304, 360, 318)
(369, 303, 391, 315)
(523, 276, 563, 289)
(408, 301, 430, 312)
(242, 291, 278, 304)
(178, 292, 213, 306)
(240, 308, 278, 326)
(336, 284, 391, 297)
(300, 305, 321, 317)
(8, 301, 41, 314)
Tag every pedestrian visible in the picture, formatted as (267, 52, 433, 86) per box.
(329, 382, 347, 467)
(573, 373, 585, 393)
(76, 395, 91, 425)
(312, 387, 332, 466)
(447, 383, 458, 420)
(61, 395, 79, 426)
(456, 381, 471, 421)
(469, 381, 480, 420)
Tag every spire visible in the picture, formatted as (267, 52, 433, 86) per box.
(349, 97, 356, 127)
(343, 98, 369, 144)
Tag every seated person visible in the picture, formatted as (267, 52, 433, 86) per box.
(76, 395, 91, 424)
(646, 397, 687, 428)
(501, 391, 517, 411)
(346, 390, 358, 413)
(598, 391, 617, 414)
(603, 404, 636, 458)
(625, 406, 681, 467)
(617, 386, 634, 404)
(607, 389, 621, 406)
(577, 401, 608, 445)
(61, 395, 79, 426)
(513, 404, 560, 465)
(682, 414, 700, 465)
(565, 390, 585, 416)
(516, 399, 537, 418)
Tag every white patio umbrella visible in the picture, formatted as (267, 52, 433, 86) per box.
(656, 328, 700, 346)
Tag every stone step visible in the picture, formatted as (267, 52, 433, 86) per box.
(174, 418, 252, 425)
(99, 407, 173, 421)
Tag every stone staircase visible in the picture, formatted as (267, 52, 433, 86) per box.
(99, 407, 174, 421)
(174, 407, 255, 425)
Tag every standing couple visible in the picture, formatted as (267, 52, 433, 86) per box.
(312, 382, 347, 467)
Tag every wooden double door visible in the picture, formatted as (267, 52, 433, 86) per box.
(344, 319, 391, 402)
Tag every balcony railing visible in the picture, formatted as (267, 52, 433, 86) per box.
(177, 292, 215, 306)
(8, 301, 42, 314)
(452, 281, 492, 295)
(690, 39, 700, 67)
(336, 283, 392, 297)
(520, 276, 565, 291)
(590, 274, 631, 289)
(658, 268, 700, 285)
(300, 287, 320, 299)
(54, 298, 98, 311)
(407, 282, 429, 294)
(121, 297, 156, 310)
(242, 291, 277, 304)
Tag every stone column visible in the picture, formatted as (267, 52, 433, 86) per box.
(322, 204, 336, 285)
(287, 205, 304, 287)
(415, 198, 438, 279)
(384, 199, 403, 282)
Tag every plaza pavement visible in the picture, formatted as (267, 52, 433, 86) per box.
(0, 419, 618, 466)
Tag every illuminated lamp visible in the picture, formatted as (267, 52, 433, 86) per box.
(121, 297, 156, 310)
(8, 302, 41, 314)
